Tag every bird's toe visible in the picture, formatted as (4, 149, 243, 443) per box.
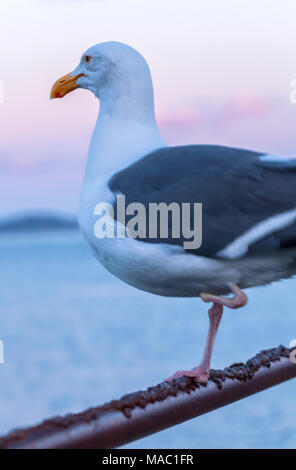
(164, 367, 209, 384)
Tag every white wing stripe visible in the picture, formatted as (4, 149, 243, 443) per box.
(259, 153, 296, 162)
(217, 208, 296, 259)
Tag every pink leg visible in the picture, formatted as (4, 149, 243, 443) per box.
(164, 285, 247, 384)
(164, 303, 223, 383)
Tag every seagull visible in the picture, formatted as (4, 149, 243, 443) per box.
(51, 41, 296, 383)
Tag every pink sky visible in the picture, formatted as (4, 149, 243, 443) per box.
(1, 0, 296, 215)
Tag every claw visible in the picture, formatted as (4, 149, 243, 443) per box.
(164, 366, 209, 384)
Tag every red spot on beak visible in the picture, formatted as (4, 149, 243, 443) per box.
(56, 92, 61, 98)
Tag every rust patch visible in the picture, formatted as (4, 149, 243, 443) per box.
(0, 345, 291, 449)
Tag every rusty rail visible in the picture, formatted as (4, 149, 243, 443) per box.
(0, 345, 295, 449)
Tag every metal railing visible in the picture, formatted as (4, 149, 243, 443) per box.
(0, 345, 295, 449)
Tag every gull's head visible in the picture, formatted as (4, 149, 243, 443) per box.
(50, 41, 154, 114)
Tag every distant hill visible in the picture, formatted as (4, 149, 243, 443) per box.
(0, 213, 79, 232)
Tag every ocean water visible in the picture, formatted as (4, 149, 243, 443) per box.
(0, 230, 295, 449)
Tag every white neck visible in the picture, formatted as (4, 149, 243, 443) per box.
(83, 69, 167, 179)
(78, 45, 168, 235)
(85, 114, 165, 179)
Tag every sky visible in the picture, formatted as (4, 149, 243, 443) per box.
(1, 0, 296, 215)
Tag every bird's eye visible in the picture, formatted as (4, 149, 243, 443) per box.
(84, 55, 91, 64)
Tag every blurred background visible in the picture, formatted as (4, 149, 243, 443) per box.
(0, 0, 296, 448)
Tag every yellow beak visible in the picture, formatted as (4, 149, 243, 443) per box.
(50, 72, 84, 99)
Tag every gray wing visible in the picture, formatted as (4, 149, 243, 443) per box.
(108, 145, 296, 258)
